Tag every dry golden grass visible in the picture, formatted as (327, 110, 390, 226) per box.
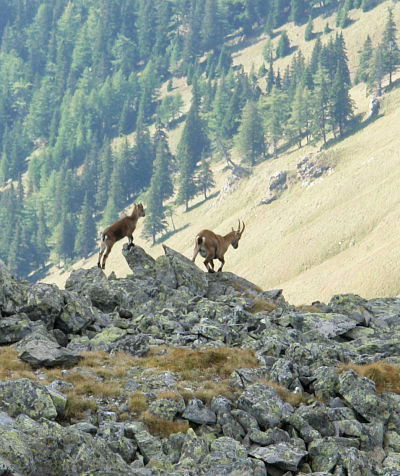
(127, 391, 148, 413)
(250, 297, 277, 314)
(63, 389, 98, 420)
(339, 361, 400, 394)
(141, 411, 189, 438)
(0, 347, 34, 379)
(193, 380, 236, 405)
(137, 346, 258, 380)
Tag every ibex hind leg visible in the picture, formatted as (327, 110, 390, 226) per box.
(204, 258, 215, 273)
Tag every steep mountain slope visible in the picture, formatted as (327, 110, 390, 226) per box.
(43, 1, 400, 304)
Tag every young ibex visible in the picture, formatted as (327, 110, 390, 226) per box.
(97, 203, 145, 269)
(192, 221, 245, 273)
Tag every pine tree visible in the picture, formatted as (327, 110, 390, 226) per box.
(177, 83, 209, 210)
(329, 60, 354, 137)
(304, 16, 313, 41)
(354, 35, 373, 84)
(311, 65, 330, 144)
(381, 8, 400, 85)
(201, 0, 223, 52)
(290, 0, 307, 26)
(196, 156, 215, 200)
(265, 87, 288, 158)
(236, 100, 264, 166)
(288, 84, 309, 148)
(35, 201, 49, 267)
(74, 193, 97, 258)
(368, 45, 384, 95)
(276, 31, 291, 58)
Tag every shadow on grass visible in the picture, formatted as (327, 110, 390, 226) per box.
(155, 223, 190, 245)
(27, 263, 57, 283)
(186, 191, 220, 213)
(322, 111, 383, 150)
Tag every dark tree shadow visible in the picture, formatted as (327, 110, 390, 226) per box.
(186, 191, 220, 213)
(27, 264, 57, 283)
(155, 223, 190, 245)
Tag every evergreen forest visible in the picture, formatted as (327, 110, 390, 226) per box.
(0, 0, 398, 279)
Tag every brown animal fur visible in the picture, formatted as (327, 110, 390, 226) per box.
(192, 221, 245, 273)
(97, 203, 145, 269)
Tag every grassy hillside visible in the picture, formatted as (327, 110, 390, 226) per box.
(43, 1, 400, 304)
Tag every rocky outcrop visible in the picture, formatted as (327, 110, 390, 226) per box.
(1, 246, 400, 474)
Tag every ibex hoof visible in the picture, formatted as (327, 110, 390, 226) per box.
(208, 269, 215, 273)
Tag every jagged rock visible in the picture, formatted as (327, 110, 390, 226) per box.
(0, 313, 38, 344)
(249, 442, 308, 471)
(97, 422, 137, 463)
(17, 335, 82, 368)
(56, 290, 95, 334)
(0, 379, 58, 420)
(296, 402, 336, 437)
(0, 260, 27, 315)
(124, 421, 163, 463)
(297, 153, 332, 187)
(311, 366, 339, 399)
(217, 411, 246, 440)
(2, 248, 400, 475)
(368, 94, 380, 119)
(269, 170, 287, 190)
(236, 382, 293, 429)
(328, 293, 372, 325)
(65, 267, 121, 312)
(338, 369, 390, 423)
(308, 437, 360, 472)
(162, 432, 186, 464)
(148, 395, 185, 420)
(177, 428, 209, 468)
(283, 311, 358, 338)
(182, 397, 217, 425)
(162, 245, 208, 296)
(19, 283, 64, 329)
(122, 244, 156, 280)
(248, 427, 290, 446)
(201, 437, 262, 475)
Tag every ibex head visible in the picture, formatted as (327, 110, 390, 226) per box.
(137, 202, 146, 217)
(231, 220, 245, 249)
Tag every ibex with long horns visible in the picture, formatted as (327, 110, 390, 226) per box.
(192, 221, 245, 273)
(97, 203, 145, 270)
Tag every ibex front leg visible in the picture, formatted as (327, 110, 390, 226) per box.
(217, 257, 225, 272)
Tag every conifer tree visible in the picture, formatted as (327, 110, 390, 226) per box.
(289, 84, 309, 148)
(290, 0, 307, 26)
(304, 16, 313, 41)
(236, 100, 264, 166)
(368, 45, 384, 95)
(74, 193, 97, 258)
(311, 65, 330, 144)
(265, 87, 288, 158)
(196, 156, 215, 200)
(381, 8, 400, 85)
(329, 60, 354, 137)
(35, 202, 49, 267)
(276, 31, 291, 58)
(354, 35, 373, 84)
(177, 82, 208, 210)
(201, 0, 223, 52)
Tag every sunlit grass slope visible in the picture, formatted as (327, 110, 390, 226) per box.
(43, 1, 400, 304)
